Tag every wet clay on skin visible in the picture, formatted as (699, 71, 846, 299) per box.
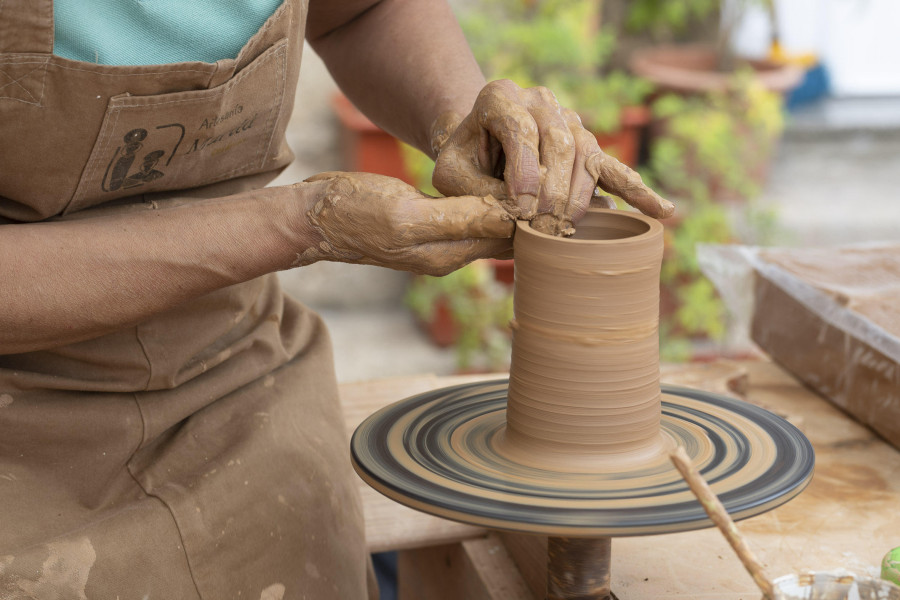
(496, 208, 671, 472)
(432, 80, 674, 239)
(292, 172, 514, 276)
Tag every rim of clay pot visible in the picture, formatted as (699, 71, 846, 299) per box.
(517, 208, 663, 245)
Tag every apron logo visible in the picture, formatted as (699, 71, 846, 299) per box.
(98, 106, 258, 194)
(101, 124, 185, 193)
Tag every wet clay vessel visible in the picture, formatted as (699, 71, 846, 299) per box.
(502, 207, 671, 473)
(352, 209, 814, 597)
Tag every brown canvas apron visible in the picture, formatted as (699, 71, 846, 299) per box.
(0, 1, 374, 598)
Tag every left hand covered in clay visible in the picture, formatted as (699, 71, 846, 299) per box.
(294, 171, 514, 276)
(431, 79, 675, 236)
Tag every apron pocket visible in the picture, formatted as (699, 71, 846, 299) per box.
(66, 38, 289, 213)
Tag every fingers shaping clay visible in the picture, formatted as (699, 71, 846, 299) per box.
(295, 173, 514, 276)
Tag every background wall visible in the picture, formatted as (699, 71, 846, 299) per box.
(730, 0, 900, 97)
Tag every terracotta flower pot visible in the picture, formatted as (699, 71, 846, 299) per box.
(628, 44, 803, 96)
(487, 258, 515, 286)
(420, 296, 458, 348)
(591, 105, 650, 168)
(331, 93, 413, 184)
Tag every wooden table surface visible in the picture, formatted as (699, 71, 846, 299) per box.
(339, 360, 900, 599)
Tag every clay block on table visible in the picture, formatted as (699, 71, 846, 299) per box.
(749, 244, 900, 449)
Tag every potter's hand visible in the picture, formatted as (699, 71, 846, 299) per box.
(295, 172, 514, 276)
(431, 79, 674, 236)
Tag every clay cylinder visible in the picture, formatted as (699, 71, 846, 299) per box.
(500, 208, 666, 472)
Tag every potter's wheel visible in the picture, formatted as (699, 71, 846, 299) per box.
(351, 380, 814, 537)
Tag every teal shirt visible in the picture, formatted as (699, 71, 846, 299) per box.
(53, 0, 284, 65)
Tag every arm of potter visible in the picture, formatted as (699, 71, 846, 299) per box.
(0, 178, 512, 355)
(0, 187, 303, 354)
(307, 0, 485, 159)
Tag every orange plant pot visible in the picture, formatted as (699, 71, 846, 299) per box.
(332, 93, 414, 185)
(628, 44, 803, 96)
(591, 105, 650, 169)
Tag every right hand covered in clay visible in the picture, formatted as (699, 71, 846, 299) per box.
(431, 79, 674, 236)
(293, 172, 514, 276)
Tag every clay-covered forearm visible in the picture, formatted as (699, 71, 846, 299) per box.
(0, 187, 315, 355)
(0, 173, 516, 354)
(308, 0, 484, 158)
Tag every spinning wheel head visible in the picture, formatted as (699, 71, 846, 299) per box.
(351, 380, 814, 537)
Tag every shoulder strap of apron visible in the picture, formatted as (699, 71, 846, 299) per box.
(0, 0, 54, 54)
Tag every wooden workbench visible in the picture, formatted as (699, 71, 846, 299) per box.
(340, 360, 900, 599)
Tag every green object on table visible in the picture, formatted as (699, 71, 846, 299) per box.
(882, 547, 900, 587)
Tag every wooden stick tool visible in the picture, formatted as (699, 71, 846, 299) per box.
(670, 445, 777, 600)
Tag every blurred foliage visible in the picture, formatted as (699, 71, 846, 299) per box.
(460, 0, 652, 133)
(657, 196, 732, 360)
(648, 71, 784, 202)
(623, 0, 774, 75)
(573, 72, 653, 133)
(400, 142, 439, 196)
(625, 0, 719, 35)
(405, 261, 514, 372)
(647, 71, 784, 359)
(661, 201, 731, 288)
(462, 0, 612, 83)
(738, 200, 783, 246)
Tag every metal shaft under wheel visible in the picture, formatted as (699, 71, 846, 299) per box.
(548, 537, 612, 600)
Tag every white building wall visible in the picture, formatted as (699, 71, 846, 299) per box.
(729, 0, 900, 97)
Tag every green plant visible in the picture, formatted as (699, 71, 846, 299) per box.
(653, 183, 784, 361)
(405, 261, 514, 372)
(646, 72, 783, 359)
(400, 143, 439, 196)
(657, 196, 732, 360)
(648, 70, 784, 202)
(565, 72, 653, 134)
(459, 0, 651, 133)
(625, 0, 772, 69)
(626, 0, 719, 35)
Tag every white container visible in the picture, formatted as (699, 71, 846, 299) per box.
(771, 572, 900, 600)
